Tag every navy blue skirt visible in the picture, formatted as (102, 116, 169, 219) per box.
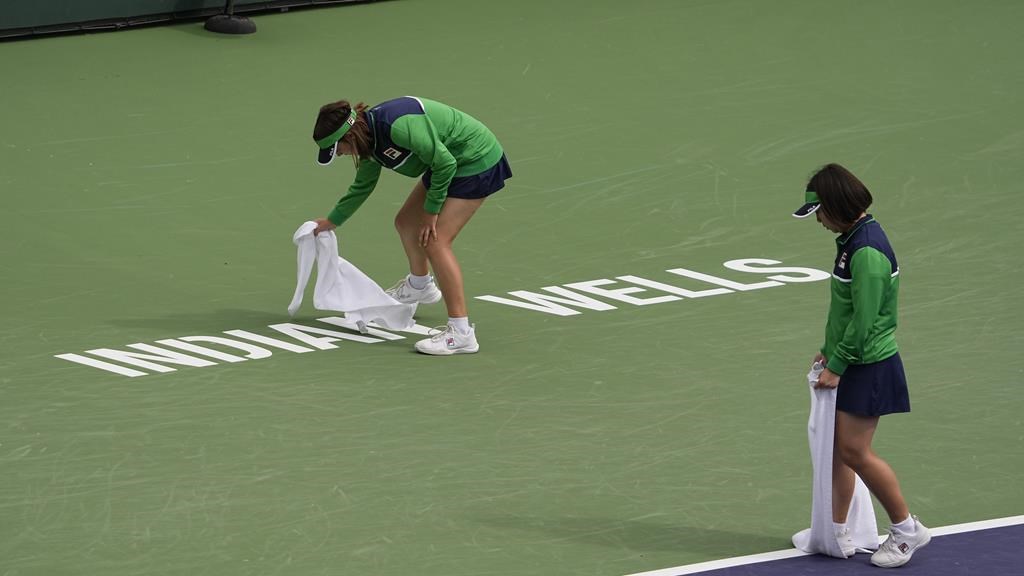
(422, 154, 512, 200)
(836, 352, 910, 417)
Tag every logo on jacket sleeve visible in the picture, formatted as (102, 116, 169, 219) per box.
(383, 147, 402, 160)
(838, 252, 848, 270)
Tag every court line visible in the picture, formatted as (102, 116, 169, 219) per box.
(623, 515, 1024, 576)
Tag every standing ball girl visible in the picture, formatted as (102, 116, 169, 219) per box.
(794, 163, 930, 568)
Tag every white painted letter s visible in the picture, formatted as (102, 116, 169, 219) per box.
(722, 259, 830, 283)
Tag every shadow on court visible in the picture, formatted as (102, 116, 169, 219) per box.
(472, 514, 788, 555)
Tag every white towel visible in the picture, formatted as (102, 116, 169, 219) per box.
(287, 221, 416, 331)
(792, 362, 879, 557)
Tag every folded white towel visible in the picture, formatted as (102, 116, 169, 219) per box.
(792, 362, 879, 557)
(288, 221, 415, 331)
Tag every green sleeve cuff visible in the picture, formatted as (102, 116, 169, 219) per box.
(326, 208, 348, 227)
(422, 198, 444, 215)
(827, 357, 848, 376)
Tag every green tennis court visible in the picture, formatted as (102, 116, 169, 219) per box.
(2, 1, 1022, 574)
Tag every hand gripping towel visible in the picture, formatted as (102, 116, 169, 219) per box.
(792, 362, 879, 557)
(287, 221, 416, 331)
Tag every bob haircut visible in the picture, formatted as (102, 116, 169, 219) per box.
(808, 163, 873, 227)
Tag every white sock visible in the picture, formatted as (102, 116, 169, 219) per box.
(892, 515, 916, 535)
(833, 521, 849, 537)
(407, 273, 431, 290)
(448, 317, 471, 334)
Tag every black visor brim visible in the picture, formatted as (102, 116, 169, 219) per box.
(316, 142, 337, 166)
(792, 203, 820, 219)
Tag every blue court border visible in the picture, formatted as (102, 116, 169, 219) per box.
(625, 515, 1024, 576)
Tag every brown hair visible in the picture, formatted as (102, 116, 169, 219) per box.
(312, 100, 372, 165)
(807, 163, 873, 227)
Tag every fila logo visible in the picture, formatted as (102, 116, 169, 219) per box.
(383, 147, 402, 160)
(838, 252, 848, 270)
(445, 336, 456, 348)
(898, 542, 909, 554)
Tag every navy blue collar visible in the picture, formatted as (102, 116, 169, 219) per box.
(836, 214, 874, 246)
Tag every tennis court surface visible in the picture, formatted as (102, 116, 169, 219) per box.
(2, 1, 1022, 574)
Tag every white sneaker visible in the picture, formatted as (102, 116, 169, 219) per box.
(837, 527, 856, 558)
(414, 324, 479, 355)
(871, 516, 931, 568)
(386, 276, 443, 305)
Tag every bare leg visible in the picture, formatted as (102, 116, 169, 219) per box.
(423, 197, 484, 318)
(835, 410, 910, 523)
(394, 180, 431, 277)
(832, 437, 857, 523)
(393, 182, 484, 318)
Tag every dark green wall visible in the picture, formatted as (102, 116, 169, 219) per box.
(0, 1, 369, 34)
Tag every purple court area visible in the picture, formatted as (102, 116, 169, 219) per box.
(684, 524, 1022, 576)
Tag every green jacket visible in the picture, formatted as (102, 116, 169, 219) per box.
(822, 215, 901, 375)
(327, 97, 503, 226)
